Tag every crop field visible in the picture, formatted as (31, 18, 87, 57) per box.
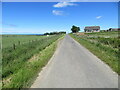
(70, 31, 119, 75)
(2, 34, 63, 88)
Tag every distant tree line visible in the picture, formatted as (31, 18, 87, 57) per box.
(44, 31, 66, 35)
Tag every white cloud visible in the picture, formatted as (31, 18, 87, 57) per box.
(2, 28, 16, 31)
(52, 10, 64, 15)
(53, 2, 77, 8)
(2, 21, 18, 27)
(96, 16, 102, 19)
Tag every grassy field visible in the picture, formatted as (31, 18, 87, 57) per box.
(2, 35, 46, 49)
(70, 31, 119, 75)
(2, 34, 64, 88)
(85, 31, 118, 38)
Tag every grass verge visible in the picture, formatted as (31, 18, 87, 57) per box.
(2, 35, 64, 88)
(70, 34, 119, 75)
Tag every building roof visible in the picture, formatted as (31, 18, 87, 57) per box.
(84, 26, 100, 30)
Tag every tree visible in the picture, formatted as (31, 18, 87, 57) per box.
(44, 32, 49, 35)
(109, 28, 112, 31)
(71, 25, 80, 33)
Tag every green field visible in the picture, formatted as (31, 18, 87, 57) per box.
(2, 34, 64, 88)
(85, 31, 118, 38)
(70, 31, 119, 75)
(2, 35, 46, 49)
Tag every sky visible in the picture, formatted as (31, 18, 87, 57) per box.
(2, 2, 118, 34)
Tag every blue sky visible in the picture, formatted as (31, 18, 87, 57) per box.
(2, 2, 118, 34)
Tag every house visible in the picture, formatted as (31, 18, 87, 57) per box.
(108, 28, 120, 31)
(84, 26, 100, 32)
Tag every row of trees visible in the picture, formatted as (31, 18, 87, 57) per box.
(44, 31, 66, 35)
(44, 25, 80, 35)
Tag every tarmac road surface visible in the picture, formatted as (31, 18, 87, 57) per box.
(31, 35, 118, 88)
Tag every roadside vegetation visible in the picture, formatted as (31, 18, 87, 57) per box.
(2, 34, 64, 88)
(70, 31, 119, 75)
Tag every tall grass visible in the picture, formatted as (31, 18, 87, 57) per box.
(2, 35, 63, 88)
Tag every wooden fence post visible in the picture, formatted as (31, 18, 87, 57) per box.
(18, 41, 20, 45)
(13, 44, 16, 50)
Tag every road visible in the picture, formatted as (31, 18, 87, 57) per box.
(31, 35, 118, 88)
